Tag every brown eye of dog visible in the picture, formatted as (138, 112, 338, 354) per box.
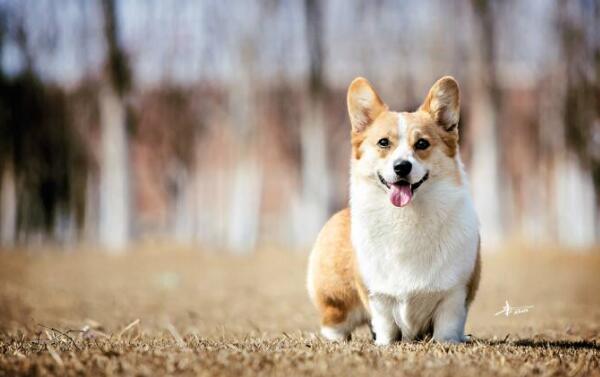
(415, 139, 430, 150)
(377, 138, 390, 148)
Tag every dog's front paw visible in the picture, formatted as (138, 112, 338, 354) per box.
(373, 330, 401, 346)
(374, 337, 394, 346)
(374, 335, 394, 346)
(432, 334, 464, 344)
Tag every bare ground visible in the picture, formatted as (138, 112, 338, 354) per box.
(0, 245, 599, 376)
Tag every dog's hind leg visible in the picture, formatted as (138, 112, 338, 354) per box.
(320, 301, 367, 342)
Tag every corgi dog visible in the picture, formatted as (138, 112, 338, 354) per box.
(307, 76, 480, 344)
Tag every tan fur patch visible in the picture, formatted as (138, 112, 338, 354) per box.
(351, 131, 366, 160)
(351, 111, 399, 161)
(308, 209, 367, 326)
(404, 111, 457, 158)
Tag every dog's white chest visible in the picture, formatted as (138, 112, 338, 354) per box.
(351, 183, 479, 298)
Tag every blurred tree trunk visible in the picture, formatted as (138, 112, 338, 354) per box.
(169, 164, 195, 245)
(552, 156, 597, 246)
(0, 13, 16, 247)
(226, 156, 262, 253)
(553, 0, 599, 246)
(0, 163, 17, 246)
(98, 0, 131, 251)
(294, 0, 331, 247)
(226, 41, 262, 254)
(468, 0, 504, 248)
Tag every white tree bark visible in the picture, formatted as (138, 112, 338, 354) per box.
(224, 45, 263, 254)
(294, 101, 330, 247)
(553, 155, 598, 247)
(98, 86, 130, 251)
(468, 92, 504, 249)
(227, 158, 262, 254)
(468, 1, 505, 250)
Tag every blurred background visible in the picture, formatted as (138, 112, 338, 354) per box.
(0, 0, 598, 253)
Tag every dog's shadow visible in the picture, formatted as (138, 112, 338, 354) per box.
(352, 330, 599, 350)
(471, 338, 600, 351)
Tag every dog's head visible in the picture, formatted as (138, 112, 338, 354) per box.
(348, 76, 461, 207)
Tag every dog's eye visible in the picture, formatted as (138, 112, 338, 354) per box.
(377, 138, 390, 148)
(414, 138, 430, 150)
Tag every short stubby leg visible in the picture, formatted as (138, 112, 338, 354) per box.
(370, 295, 400, 346)
(432, 288, 468, 343)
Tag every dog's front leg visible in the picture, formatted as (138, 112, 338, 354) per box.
(432, 287, 467, 343)
(369, 295, 400, 346)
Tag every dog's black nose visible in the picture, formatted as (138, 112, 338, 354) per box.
(394, 160, 412, 177)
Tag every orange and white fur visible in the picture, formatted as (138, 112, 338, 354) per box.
(307, 76, 480, 345)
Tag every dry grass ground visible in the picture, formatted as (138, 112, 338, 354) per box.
(0, 245, 599, 376)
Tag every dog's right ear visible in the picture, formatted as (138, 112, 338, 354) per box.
(347, 77, 387, 133)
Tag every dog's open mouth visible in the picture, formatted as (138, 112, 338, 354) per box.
(377, 172, 429, 207)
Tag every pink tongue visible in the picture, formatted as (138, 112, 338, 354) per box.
(390, 184, 413, 207)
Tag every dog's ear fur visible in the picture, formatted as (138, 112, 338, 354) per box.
(420, 76, 460, 132)
(347, 77, 387, 133)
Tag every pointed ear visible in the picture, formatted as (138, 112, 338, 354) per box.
(347, 77, 387, 133)
(420, 76, 460, 132)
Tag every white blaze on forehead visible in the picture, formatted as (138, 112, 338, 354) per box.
(393, 113, 411, 160)
(397, 112, 408, 142)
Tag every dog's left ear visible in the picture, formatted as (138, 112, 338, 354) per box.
(420, 76, 460, 132)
